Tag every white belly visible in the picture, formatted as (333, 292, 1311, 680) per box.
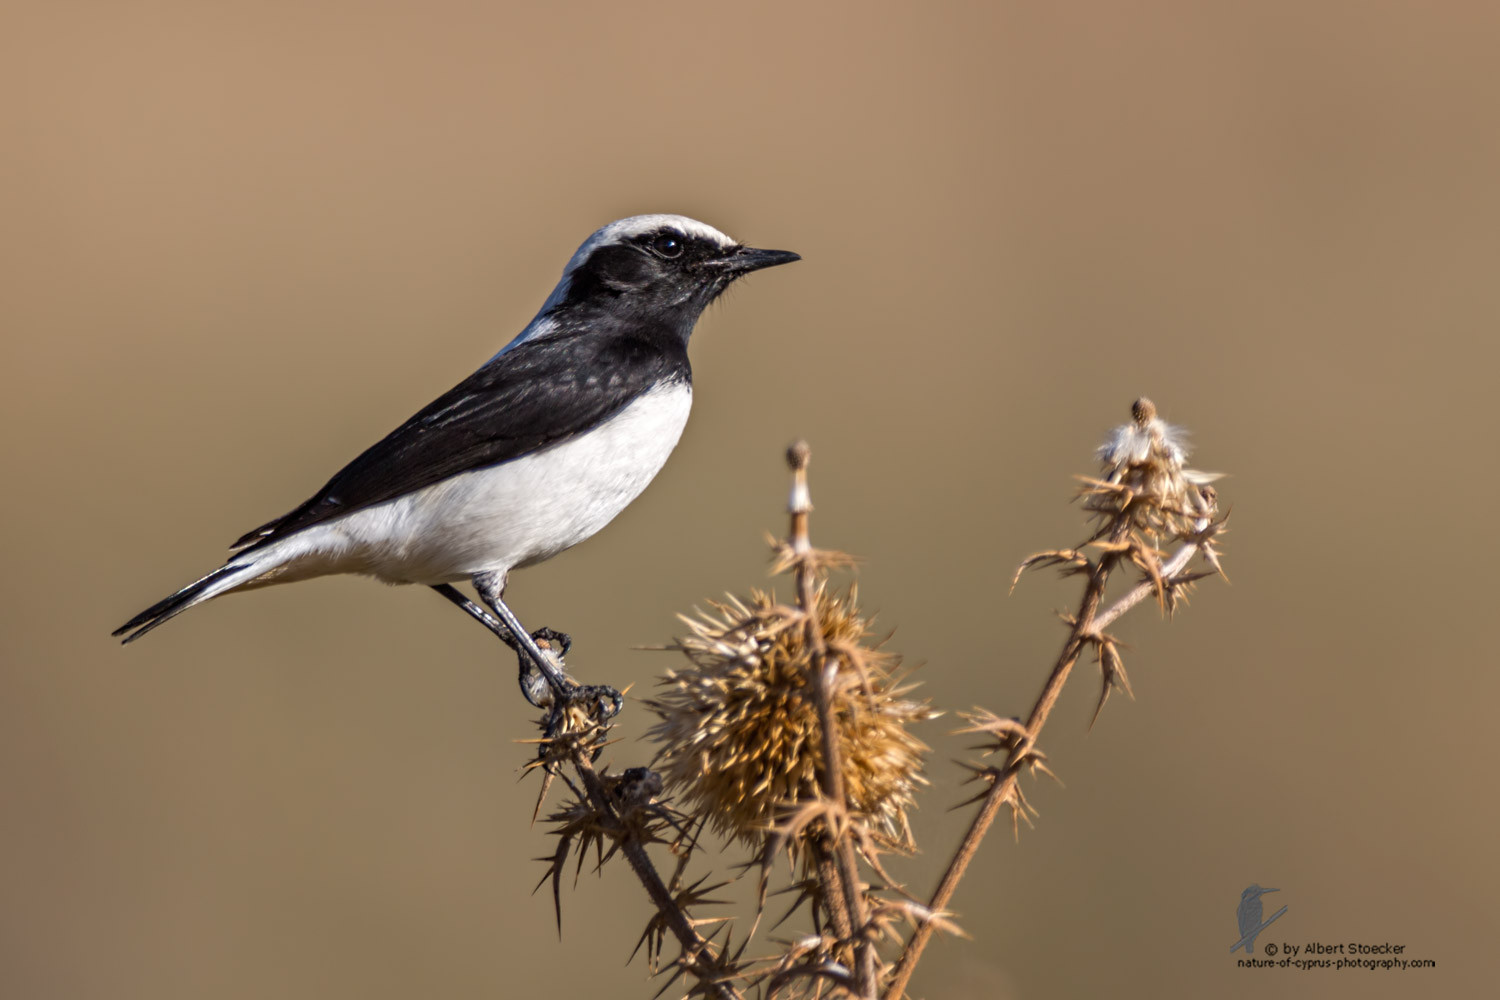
(264, 382, 692, 585)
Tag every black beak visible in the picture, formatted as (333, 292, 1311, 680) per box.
(705, 245, 801, 275)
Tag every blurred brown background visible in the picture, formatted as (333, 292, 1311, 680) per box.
(3, 2, 1495, 998)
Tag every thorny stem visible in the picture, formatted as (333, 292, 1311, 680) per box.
(565, 746, 741, 1000)
(787, 442, 876, 998)
(811, 841, 853, 942)
(882, 518, 1216, 1000)
(1094, 537, 1205, 632)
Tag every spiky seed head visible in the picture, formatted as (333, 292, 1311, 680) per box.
(1097, 396, 1188, 483)
(646, 585, 933, 849)
(1092, 397, 1221, 534)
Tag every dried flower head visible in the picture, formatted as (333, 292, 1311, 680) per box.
(646, 584, 933, 849)
(1088, 397, 1219, 535)
(1096, 398, 1187, 473)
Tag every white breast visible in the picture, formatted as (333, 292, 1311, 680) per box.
(265, 382, 693, 586)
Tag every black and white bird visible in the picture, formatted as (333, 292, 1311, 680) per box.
(114, 214, 799, 709)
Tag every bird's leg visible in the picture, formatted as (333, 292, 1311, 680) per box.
(470, 573, 621, 727)
(471, 572, 575, 703)
(429, 583, 568, 708)
(430, 583, 513, 644)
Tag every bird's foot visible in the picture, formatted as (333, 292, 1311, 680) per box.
(529, 626, 572, 657)
(513, 627, 621, 736)
(567, 683, 622, 722)
(534, 681, 623, 770)
(537, 681, 623, 737)
(516, 627, 573, 708)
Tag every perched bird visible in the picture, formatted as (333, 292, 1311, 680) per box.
(1231, 884, 1285, 953)
(114, 214, 799, 709)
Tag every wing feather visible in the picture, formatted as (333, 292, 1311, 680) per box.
(232, 333, 686, 554)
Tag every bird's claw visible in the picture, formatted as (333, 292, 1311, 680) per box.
(511, 626, 621, 731)
(576, 683, 623, 721)
(539, 682, 624, 741)
(530, 626, 572, 657)
(515, 626, 575, 708)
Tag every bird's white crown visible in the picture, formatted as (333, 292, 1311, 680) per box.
(561, 214, 737, 277)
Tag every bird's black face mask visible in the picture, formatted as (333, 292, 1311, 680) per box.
(553, 227, 798, 343)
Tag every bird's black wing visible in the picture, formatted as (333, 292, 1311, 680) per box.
(231, 333, 688, 555)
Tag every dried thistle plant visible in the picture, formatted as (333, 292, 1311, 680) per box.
(515, 400, 1227, 1000)
(646, 585, 933, 850)
(641, 444, 938, 998)
(881, 398, 1228, 999)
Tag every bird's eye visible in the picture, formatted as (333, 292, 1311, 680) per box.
(649, 232, 685, 259)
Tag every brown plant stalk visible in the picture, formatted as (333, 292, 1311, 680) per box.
(881, 525, 1125, 999)
(562, 744, 741, 1000)
(881, 399, 1225, 1000)
(787, 442, 877, 998)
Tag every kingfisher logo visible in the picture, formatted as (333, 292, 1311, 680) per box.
(1231, 884, 1287, 954)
